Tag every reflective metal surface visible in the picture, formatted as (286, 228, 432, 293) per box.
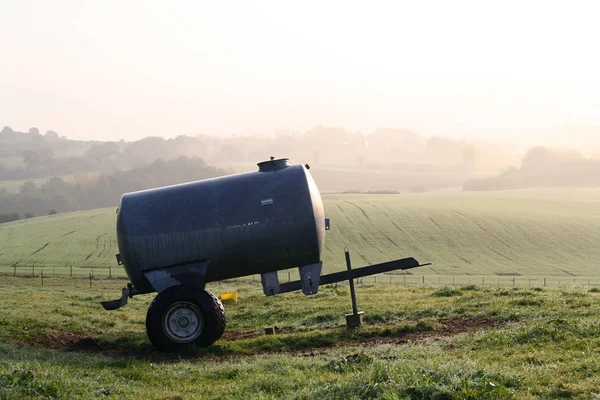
(117, 161, 325, 294)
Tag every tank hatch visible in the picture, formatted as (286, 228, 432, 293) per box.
(257, 157, 290, 172)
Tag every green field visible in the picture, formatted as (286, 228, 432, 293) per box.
(2, 189, 600, 398)
(1, 277, 600, 398)
(1, 189, 599, 281)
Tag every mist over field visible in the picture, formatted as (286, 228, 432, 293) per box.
(1, 123, 600, 220)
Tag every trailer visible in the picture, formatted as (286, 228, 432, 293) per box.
(102, 158, 429, 351)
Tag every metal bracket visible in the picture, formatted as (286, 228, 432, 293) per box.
(144, 260, 210, 293)
(100, 283, 138, 310)
(101, 287, 129, 310)
(299, 261, 322, 295)
(261, 271, 280, 296)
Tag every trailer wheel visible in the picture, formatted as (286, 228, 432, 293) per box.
(146, 285, 226, 352)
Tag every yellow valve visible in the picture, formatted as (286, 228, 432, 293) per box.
(219, 291, 238, 304)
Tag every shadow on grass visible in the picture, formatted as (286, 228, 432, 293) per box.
(6, 316, 505, 362)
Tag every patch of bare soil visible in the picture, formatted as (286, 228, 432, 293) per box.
(13, 317, 506, 361)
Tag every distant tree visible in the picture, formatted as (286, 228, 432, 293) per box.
(85, 142, 120, 163)
(21, 148, 54, 170)
(48, 209, 57, 215)
(29, 127, 40, 135)
(1, 126, 13, 138)
(45, 130, 60, 141)
(19, 181, 37, 196)
(0, 212, 21, 223)
(24, 212, 34, 219)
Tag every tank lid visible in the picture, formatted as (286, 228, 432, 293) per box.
(257, 157, 290, 172)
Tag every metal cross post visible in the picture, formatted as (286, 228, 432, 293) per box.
(344, 249, 363, 328)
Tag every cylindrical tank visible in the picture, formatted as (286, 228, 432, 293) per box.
(117, 159, 325, 294)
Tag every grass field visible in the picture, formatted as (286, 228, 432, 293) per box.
(1, 189, 600, 398)
(1, 276, 600, 398)
(1, 189, 599, 280)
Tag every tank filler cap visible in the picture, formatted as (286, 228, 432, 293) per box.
(257, 157, 290, 172)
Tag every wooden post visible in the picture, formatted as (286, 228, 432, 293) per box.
(544, 278, 547, 287)
(288, 271, 291, 282)
(41, 270, 44, 286)
(70, 265, 73, 278)
(512, 277, 515, 287)
(390, 275, 392, 284)
(89, 273, 92, 288)
(422, 276, 425, 285)
(13, 264, 16, 276)
(482, 277, 485, 286)
(32, 264, 35, 277)
(109, 265, 112, 278)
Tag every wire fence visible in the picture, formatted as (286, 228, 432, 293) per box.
(2, 263, 600, 289)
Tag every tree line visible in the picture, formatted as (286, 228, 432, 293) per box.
(463, 147, 600, 190)
(0, 157, 227, 222)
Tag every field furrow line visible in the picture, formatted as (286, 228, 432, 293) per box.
(428, 217, 446, 233)
(486, 246, 517, 262)
(344, 200, 370, 220)
(30, 242, 50, 255)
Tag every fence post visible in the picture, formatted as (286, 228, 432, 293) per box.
(41, 270, 44, 286)
(404, 275, 407, 286)
(422, 276, 425, 285)
(544, 278, 547, 287)
(70, 265, 73, 278)
(512, 277, 515, 287)
(497, 278, 500, 288)
(390, 275, 392, 284)
(13, 264, 16, 276)
(374, 276, 376, 284)
(288, 272, 291, 282)
(89, 273, 92, 288)
(482, 277, 485, 286)
(109, 265, 112, 279)
(32, 264, 35, 277)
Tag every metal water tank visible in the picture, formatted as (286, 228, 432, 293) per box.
(116, 158, 325, 294)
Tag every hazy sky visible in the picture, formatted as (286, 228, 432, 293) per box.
(1, 0, 600, 141)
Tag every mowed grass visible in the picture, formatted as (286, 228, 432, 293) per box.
(1, 188, 599, 278)
(1, 277, 600, 398)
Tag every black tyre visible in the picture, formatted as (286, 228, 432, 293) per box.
(146, 285, 226, 352)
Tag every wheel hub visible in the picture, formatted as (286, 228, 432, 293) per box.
(164, 301, 203, 343)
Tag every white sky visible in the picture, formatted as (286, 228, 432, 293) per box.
(1, 0, 600, 141)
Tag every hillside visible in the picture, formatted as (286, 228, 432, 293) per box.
(1, 189, 599, 278)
